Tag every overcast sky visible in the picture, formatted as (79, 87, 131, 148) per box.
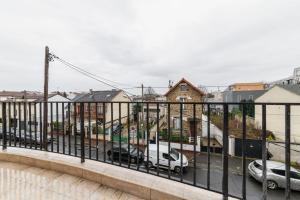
(0, 0, 300, 94)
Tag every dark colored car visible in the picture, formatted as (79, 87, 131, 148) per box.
(0, 130, 52, 145)
(107, 143, 144, 164)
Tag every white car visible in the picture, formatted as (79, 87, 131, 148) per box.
(144, 144, 188, 173)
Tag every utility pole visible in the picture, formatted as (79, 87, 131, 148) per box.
(43, 46, 49, 150)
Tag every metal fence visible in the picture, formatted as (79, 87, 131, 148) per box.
(0, 101, 296, 200)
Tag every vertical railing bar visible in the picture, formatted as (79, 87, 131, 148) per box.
(137, 102, 140, 170)
(13, 102, 17, 147)
(8, 102, 11, 146)
(193, 103, 196, 186)
(242, 104, 247, 200)
(39, 103, 42, 150)
(80, 102, 85, 163)
(68, 103, 71, 155)
(180, 103, 183, 182)
(207, 104, 211, 189)
(34, 103, 37, 150)
(88, 102, 91, 159)
(74, 102, 77, 157)
(50, 103, 53, 152)
(18, 102, 21, 148)
(95, 103, 99, 161)
(156, 102, 160, 176)
(262, 104, 267, 200)
(167, 103, 171, 179)
(119, 102, 122, 166)
(103, 102, 106, 162)
(146, 102, 150, 173)
(2, 102, 7, 150)
(56, 102, 59, 153)
(62, 102, 65, 154)
(127, 102, 130, 168)
(29, 102, 32, 149)
(111, 102, 114, 165)
(24, 102, 27, 148)
(222, 104, 229, 200)
(285, 104, 291, 200)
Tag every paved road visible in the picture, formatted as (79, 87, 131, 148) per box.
(4, 135, 300, 200)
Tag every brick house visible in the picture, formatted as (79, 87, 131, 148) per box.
(165, 78, 204, 139)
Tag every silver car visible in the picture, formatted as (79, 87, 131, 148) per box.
(248, 160, 300, 191)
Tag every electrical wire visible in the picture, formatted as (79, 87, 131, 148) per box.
(50, 53, 136, 96)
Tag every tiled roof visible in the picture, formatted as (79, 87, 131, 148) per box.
(72, 90, 121, 102)
(277, 84, 300, 96)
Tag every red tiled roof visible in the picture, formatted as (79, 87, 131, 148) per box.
(164, 78, 205, 96)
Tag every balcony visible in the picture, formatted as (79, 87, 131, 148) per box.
(0, 101, 299, 200)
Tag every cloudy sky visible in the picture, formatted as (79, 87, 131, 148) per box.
(0, 0, 300, 94)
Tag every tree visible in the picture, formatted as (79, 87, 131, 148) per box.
(239, 99, 254, 117)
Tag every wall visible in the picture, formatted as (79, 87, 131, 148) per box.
(268, 142, 300, 163)
(105, 91, 131, 124)
(255, 86, 300, 143)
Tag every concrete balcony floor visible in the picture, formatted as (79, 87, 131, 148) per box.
(0, 161, 143, 200)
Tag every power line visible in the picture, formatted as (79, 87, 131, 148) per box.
(50, 53, 136, 96)
(54, 55, 135, 87)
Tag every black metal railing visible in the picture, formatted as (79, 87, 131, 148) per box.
(0, 101, 296, 200)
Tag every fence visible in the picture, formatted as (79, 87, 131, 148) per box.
(0, 101, 296, 200)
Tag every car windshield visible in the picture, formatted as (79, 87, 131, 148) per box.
(171, 148, 179, 160)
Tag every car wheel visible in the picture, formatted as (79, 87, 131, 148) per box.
(130, 157, 136, 164)
(107, 151, 112, 160)
(145, 161, 153, 168)
(174, 166, 182, 174)
(267, 180, 278, 190)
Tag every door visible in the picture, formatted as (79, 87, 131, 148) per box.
(189, 121, 197, 137)
(291, 171, 300, 190)
(160, 153, 170, 168)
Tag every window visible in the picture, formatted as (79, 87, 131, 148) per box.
(180, 83, 188, 91)
(290, 171, 300, 180)
(97, 104, 103, 114)
(173, 117, 180, 130)
(237, 95, 242, 102)
(163, 153, 169, 159)
(179, 97, 186, 110)
(253, 161, 262, 170)
(271, 169, 285, 176)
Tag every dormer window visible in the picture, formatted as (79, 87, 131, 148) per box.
(180, 83, 188, 91)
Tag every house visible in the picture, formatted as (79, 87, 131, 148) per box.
(269, 67, 300, 86)
(165, 78, 204, 139)
(71, 90, 131, 135)
(0, 91, 70, 133)
(223, 82, 267, 112)
(255, 85, 300, 143)
(228, 82, 266, 91)
(0, 90, 43, 102)
(33, 92, 70, 132)
(205, 91, 223, 112)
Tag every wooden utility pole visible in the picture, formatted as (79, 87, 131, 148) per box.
(43, 46, 49, 150)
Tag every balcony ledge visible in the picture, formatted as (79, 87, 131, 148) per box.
(0, 147, 237, 200)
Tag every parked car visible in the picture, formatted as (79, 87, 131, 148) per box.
(0, 130, 52, 145)
(107, 143, 144, 164)
(248, 160, 300, 191)
(144, 144, 188, 173)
